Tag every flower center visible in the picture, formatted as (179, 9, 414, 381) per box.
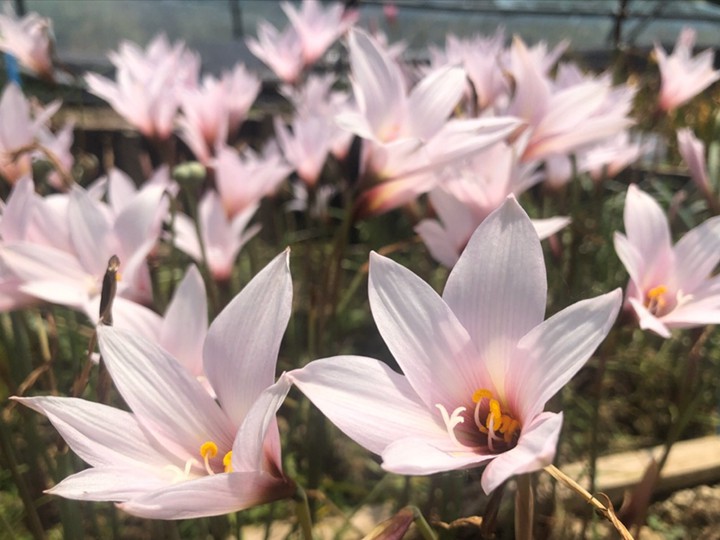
(199, 440, 233, 475)
(645, 284, 669, 316)
(471, 389, 520, 452)
(436, 389, 521, 454)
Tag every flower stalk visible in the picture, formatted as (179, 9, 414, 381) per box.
(544, 464, 633, 540)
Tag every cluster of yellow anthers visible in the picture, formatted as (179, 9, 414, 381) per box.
(436, 388, 521, 453)
(472, 389, 520, 450)
(645, 285, 668, 315)
(200, 441, 233, 475)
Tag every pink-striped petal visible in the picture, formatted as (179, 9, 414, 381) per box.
(443, 197, 546, 391)
(12, 396, 171, 469)
(232, 375, 292, 474)
(381, 438, 494, 475)
(48, 467, 172, 501)
(203, 250, 292, 425)
(369, 252, 488, 409)
(480, 412, 563, 493)
(511, 289, 621, 421)
(97, 326, 235, 463)
(288, 356, 448, 455)
(117, 472, 293, 520)
(160, 265, 207, 377)
(672, 216, 720, 293)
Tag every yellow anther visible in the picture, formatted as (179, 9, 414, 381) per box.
(472, 389, 493, 403)
(223, 451, 233, 473)
(647, 285, 667, 300)
(487, 399, 502, 428)
(200, 441, 218, 459)
(502, 417, 520, 443)
(115, 272, 122, 282)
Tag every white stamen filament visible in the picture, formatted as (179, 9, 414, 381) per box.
(436, 403, 466, 446)
(163, 458, 196, 483)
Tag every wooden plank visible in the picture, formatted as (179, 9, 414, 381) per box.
(559, 435, 720, 505)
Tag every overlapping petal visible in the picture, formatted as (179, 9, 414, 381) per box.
(289, 356, 448, 455)
(204, 250, 292, 425)
(443, 197, 546, 390)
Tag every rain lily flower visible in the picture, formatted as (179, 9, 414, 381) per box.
(416, 142, 569, 267)
(83, 265, 214, 396)
(178, 64, 261, 163)
(429, 30, 509, 111)
(507, 38, 634, 162)
(655, 27, 720, 112)
(37, 121, 75, 190)
(576, 131, 651, 183)
(290, 197, 621, 493)
(246, 21, 304, 84)
(0, 181, 167, 308)
(280, 74, 354, 160)
(85, 34, 200, 139)
(614, 185, 720, 338)
(0, 8, 53, 80)
(282, 0, 357, 65)
(0, 177, 41, 311)
(14, 251, 296, 518)
(338, 29, 520, 216)
(173, 190, 260, 281)
(0, 83, 61, 183)
(677, 128, 712, 197)
(274, 115, 332, 186)
(214, 144, 291, 218)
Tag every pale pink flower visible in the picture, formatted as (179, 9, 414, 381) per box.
(0, 177, 42, 311)
(0, 83, 61, 183)
(37, 121, 75, 190)
(274, 115, 332, 186)
(0, 181, 167, 308)
(655, 27, 720, 111)
(246, 21, 304, 84)
(576, 131, 651, 183)
(85, 35, 200, 139)
(429, 30, 509, 111)
(173, 190, 260, 281)
(178, 64, 261, 163)
(0, 176, 73, 252)
(337, 29, 519, 216)
(677, 128, 712, 196)
(280, 74, 354, 160)
(84, 264, 212, 393)
(507, 38, 634, 162)
(14, 252, 295, 519)
(614, 185, 720, 338)
(0, 9, 53, 80)
(290, 198, 620, 493)
(416, 143, 569, 267)
(96, 166, 174, 220)
(282, 0, 357, 65)
(214, 144, 292, 218)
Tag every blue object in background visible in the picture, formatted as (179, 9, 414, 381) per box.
(4, 53, 21, 86)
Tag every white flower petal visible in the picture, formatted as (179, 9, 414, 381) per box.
(289, 356, 448, 455)
(203, 250, 292, 425)
(443, 197, 546, 392)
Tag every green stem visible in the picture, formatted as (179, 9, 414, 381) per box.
(409, 506, 437, 540)
(294, 486, 314, 540)
(514, 474, 534, 540)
